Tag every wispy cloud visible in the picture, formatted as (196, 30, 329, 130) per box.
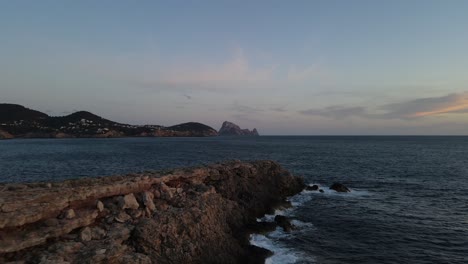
(300, 106, 367, 119)
(231, 102, 264, 114)
(299, 92, 468, 120)
(270, 106, 287, 112)
(161, 49, 275, 85)
(287, 64, 325, 82)
(380, 93, 468, 118)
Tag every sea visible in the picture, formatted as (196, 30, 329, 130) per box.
(1, 136, 467, 264)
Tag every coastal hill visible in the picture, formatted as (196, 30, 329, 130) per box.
(218, 121, 259, 136)
(0, 104, 218, 138)
(0, 104, 48, 123)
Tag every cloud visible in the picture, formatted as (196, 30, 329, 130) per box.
(299, 92, 468, 120)
(270, 106, 287, 112)
(161, 49, 275, 85)
(287, 64, 322, 82)
(380, 93, 468, 119)
(231, 103, 264, 114)
(119, 48, 281, 93)
(299, 106, 367, 119)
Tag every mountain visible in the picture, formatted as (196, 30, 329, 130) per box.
(0, 104, 218, 139)
(218, 121, 259, 136)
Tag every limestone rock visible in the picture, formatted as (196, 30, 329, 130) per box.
(79, 227, 92, 242)
(96, 200, 104, 212)
(119, 193, 139, 210)
(115, 211, 131, 223)
(141, 191, 155, 212)
(0, 160, 304, 264)
(64, 209, 75, 219)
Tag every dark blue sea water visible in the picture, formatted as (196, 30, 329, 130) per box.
(1, 136, 467, 264)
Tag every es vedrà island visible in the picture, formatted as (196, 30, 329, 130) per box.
(0, 104, 259, 139)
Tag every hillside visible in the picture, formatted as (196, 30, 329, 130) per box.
(0, 104, 218, 139)
(0, 104, 48, 123)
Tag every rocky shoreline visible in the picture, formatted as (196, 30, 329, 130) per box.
(0, 160, 304, 264)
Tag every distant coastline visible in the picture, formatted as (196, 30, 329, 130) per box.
(0, 103, 259, 139)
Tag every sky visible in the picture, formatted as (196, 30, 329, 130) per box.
(1, 0, 468, 135)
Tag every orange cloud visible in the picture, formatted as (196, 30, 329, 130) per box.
(410, 94, 468, 117)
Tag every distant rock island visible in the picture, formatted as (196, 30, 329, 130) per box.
(218, 121, 259, 136)
(0, 104, 218, 139)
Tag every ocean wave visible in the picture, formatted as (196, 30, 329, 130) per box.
(250, 227, 315, 264)
(303, 183, 371, 198)
(251, 189, 318, 263)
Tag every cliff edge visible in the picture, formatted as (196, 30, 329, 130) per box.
(0, 160, 304, 263)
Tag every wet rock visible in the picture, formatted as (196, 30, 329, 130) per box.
(247, 221, 277, 234)
(245, 245, 273, 264)
(319, 189, 324, 193)
(274, 215, 294, 232)
(306, 184, 319, 191)
(330, 182, 350, 192)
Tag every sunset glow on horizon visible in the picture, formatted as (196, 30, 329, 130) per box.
(1, 0, 468, 134)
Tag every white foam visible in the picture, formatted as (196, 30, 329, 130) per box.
(250, 229, 309, 264)
(291, 219, 315, 229)
(257, 208, 293, 222)
(253, 183, 373, 264)
(303, 183, 371, 198)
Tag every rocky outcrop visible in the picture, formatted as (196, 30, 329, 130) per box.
(218, 121, 259, 136)
(305, 184, 319, 191)
(158, 122, 218, 137)
(0, 160, 304, 263)
(0, 129, 13, 139)
(274, 215, 295, 232)
(330, 182, 350, 192)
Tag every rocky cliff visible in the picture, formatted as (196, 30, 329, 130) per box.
(218, 121, 259, 136)
(0, 160, 304, 264)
